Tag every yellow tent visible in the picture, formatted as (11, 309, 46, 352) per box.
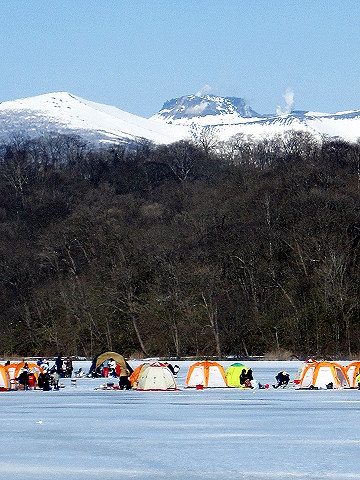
(225, 363, 250, 388)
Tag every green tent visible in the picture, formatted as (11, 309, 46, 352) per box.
(225, 363, 249, 387)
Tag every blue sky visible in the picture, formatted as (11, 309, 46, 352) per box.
(1, 1, 360, 117)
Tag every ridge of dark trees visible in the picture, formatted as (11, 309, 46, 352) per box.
(1, 131, 360, 360)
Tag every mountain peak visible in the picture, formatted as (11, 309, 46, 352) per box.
(154, 94, 260, 121)
(0, 92, 188, 145)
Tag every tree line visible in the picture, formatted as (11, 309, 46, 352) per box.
(1, 131, 360, 360)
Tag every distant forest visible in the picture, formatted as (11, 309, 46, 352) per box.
(1, 130, 360, 360)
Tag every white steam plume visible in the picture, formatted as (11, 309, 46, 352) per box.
(196, 85, 212, 97)
(276, 88, 294, 115)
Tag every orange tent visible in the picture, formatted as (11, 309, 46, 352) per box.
(129, 363, 149, 387)
(186, 361, 227, 388)
(0, 365, 10, 391)
(14, 362, 43, 382)
(346, 361, 360, 388)
(5, 362, 19, 381)
(5, 362, 21, 390)
(299, 361, 349, 389)
(294, 359, 317, 385)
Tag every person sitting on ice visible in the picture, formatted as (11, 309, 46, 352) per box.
(274, 371, 290, 388)
(38, 371, 51, 391)
(244, 368, 254, 388)
(75, 367, 85, 378)
(239, 368, 253, 388)
(239, 369, 248, 386)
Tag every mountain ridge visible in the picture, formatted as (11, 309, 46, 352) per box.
(152, 94, 260, 120)
(1, 91, 360, 145)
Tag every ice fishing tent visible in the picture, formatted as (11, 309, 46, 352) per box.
(5, 362, 19, 381)
(136, 362, 177, 391)
(0, 365, 10, 391)
(129, 363, 149, 387)
(186, 361, 228, 388)
(299, 361, 349, 389)
(14, 362, 43, 381)
(88, 351, 132, 377)
(294, 359, 317, 386)
(225, 363, 249, 387)
(5, 362, 21, 390)
(346, 361, 360, 388)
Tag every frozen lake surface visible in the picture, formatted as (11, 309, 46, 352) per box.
(1, 360, 360, 479)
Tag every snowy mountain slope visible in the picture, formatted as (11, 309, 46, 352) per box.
(151, 94, 360, 143)
(0, 92, 189, 145)
(1, 92, 360, 146)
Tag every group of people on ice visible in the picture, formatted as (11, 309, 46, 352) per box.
(10, 355, 74, 391)
(12, 362, 58, 391)
(239, 367, 290, 390)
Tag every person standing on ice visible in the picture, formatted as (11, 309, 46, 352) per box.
(119, 366, 132, 390)
(55, 355, 63, 376)
(65, 357, 73, 377)
(17, 362, 30, 390)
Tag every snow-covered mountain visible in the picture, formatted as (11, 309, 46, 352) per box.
(1, 91, 360, 146)
(153, 94, 260, 120)
(0, 92, 188, 146)
(151, 94, 360, 143)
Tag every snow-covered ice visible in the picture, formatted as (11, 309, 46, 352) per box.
(1, 360, 360, 479)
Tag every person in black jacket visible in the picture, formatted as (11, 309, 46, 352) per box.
(17, 363, 30, 390)
(274, 371, 290, 388)
(239, 369, 248, 386)
(55, 355, 63, 376)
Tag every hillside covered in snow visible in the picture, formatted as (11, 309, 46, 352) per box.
(151, 94, 360, 143)
(0, 92, 188, 146)
(1, 91, 360, 145)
